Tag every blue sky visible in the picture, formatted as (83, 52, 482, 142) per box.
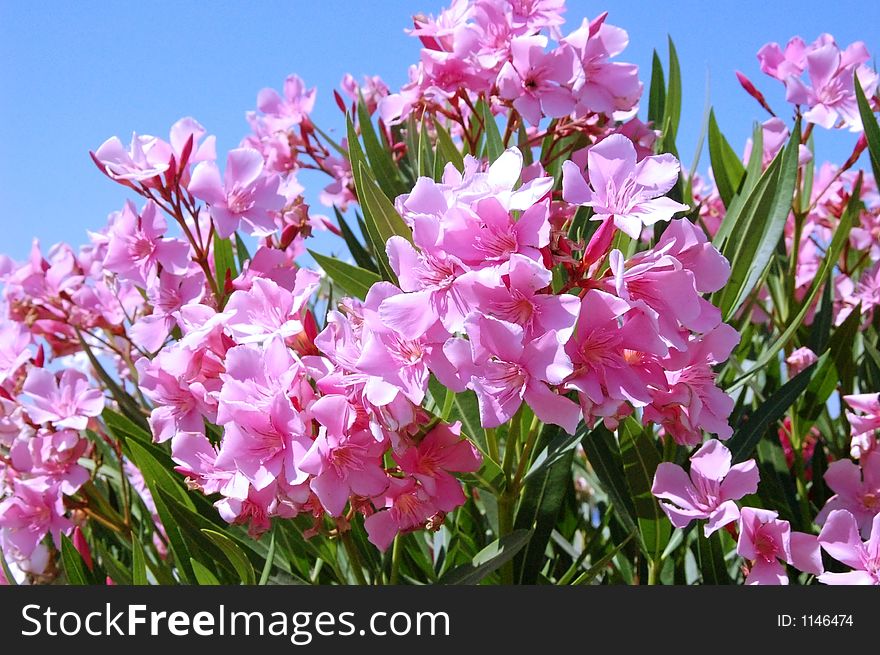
(1, 0, 878, 261)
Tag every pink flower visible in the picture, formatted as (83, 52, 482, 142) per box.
(496, 36, 576, 125)
(20, 368, 103, 431)
(562, 134, 688, 239)
(299, 395, 390, 516)
(255, 74, 316, 133)
(736, 507, 823, 584)
(652, 439, 759, 536)
(396, 421, 481, 511)
(93, 132, 172, 183)
(10, 429, 89, 495)
(818, 509, 880, 585)
(816, 453, 880, 537)
(0, 321, 31, 384)
(758, 37, 807, 81)
(103, 200, 190, 286)
(130, 269, 205, 352)
(786, 346, 819, 377)
(0, 478, 72, 557)
(188, 148, 285, 238)
(843, 393, 880, 460)
(461, 313, 580, 433)
(136, 350, 212, 443)
(224, 272, 319, 345)
(364, 477, 442, 551)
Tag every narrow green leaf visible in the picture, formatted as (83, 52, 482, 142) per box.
(258, 529, 277, 585)
(202, 529, 257, 585)
(854, 72, 880, 183)
(333, 206, 377, 273)
(418, 117, 434, 178)
(438, 530, 532, 584)
(572, 532, 636, 585)
(356, 92, 404, 198)
(60, 534, 91, 585)
(132, 535, 148, 585)
(580, 424, 638, 536)
(664, 37, 682, 145)
(514, 425, 574, 583)
(807, 278, 833, 355)
(234, 232, 251, 270)
(618, 419, 670, 560)
(707, 110, 746, 208)
(308, 250, 380, 300)
(77, 330, 147, 429)
(718, 121, 800, 319)
(480, 100, 504, 162)
(434, 120, 464, 172)
(0, 550, 19, 585)
(647, 50, 666, 128)
(191, 559, 221, 585)
(696, 530, 731, 584)
(729, 178, 861, 388)
(727, 361, 818, 463)
(213, 232, 236, 297)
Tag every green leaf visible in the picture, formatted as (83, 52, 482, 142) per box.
(434, 120, 464, 172)
(258, 529, 277, 585)
(356, 162, 413, 282)
(308, 250, 380, 300)
(356, 92, 405, 198)
(572, 532, 636, 585)
(438, 530, 532, 584)
(696, 530, 731, 584)
(418, 117, 434, 178)
(191, 559, 221, 585)
(132, 535, 148, 585)
(716, 121, 800, 320)
(664, 37, 682, 146)
(213, 232, 236, 298)
(95, 541, 132, 585)
(333, 207, 376, 272)
(707, 110, 746, 208)
(514, 425, 575, 583)
(126, 439, 194, 510)
(60, 534, 91, 585)
(202, 529, 257, 585)
(854, 71, 880, 183)
(729, 177, 861, 388)
(647, 50, 666, 128)
(727, 361, 818, 463)
(479, 100, 504, 162)
(234, 232, 252, 270)
(77, 330, 147, 429)
(807, 279, 833, 355)
(618, 419, 670, 560)
(581, 424, 638, 536)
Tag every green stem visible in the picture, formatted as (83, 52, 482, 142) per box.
(511, 415, 541, 492)
(485, 428, 500, 465)
(497, 494, 515, 585)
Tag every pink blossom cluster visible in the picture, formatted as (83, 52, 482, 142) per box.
(756, 34, 878, 131)
(379, 0, 641, 127)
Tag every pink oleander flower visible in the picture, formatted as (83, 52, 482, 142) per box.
(496, 35, 576, 125)
(299, 395, 390, 516)
(816, 452, 880, 537)
(93, 133, 172, 183)
(188, 147, 285, 238)
(817, 509, 880, 585)
(460, 312, 580, 433)
(255, 74, 316, 133)
(364, 477, 442, 551)
(562, 13, 642, 119)
(103, 200, 190, 287)
(10, 429, 89, 495)
(758, 37, 807, 81)
(652, 439, 759, 536)
(396, 421, 481, 511)
(643, 324, 740, 445)
(561, 134, 688, 239)
(20, 368, 104, 431)
(786, 346, 819, 377)
(215, 338, 314, 491)
(224, 272, 320, 345)
(130, 269, 205, 352)
(736, 507, 823, 584)
(0, 477, 72, 557)
(462, 253, 580, 342)
(0, 321, 31, 384)
(565, 289, 667, 423)
(844, 393, 880, 459)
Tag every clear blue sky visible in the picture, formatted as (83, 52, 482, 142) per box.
(1, 0, 878, 261)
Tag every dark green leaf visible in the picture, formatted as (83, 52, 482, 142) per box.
(696, 530, 731, 584)
(213, 232, 236, 298)
(854, 72, 880, 183)
(60, 534, 91, 585)
(438, 530, 532, 585)
(356, 92, 405, 198)
(234, 232, 251, 270)
(308, 250, 380, 300)
(727, 361, 818, 463)
(191, 559, 221, 585)
(479, 100, 504, 162)
(131, 535, 148, 585)
(333, 207, 376, 272)
(581, 424, 638, 536)
(647, 50, 666, 128)
(434, 120, 464, 172)
(202, 529, 257, 585)
(707, 109, 745, 208)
